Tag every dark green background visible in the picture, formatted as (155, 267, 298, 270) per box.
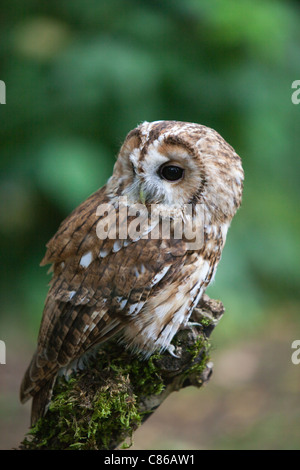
(0, 0, 299, 450)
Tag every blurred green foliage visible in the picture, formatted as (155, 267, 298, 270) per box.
(0, 0, 299, 339)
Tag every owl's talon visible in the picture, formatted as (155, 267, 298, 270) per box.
(187, 321, 202, 327)
(181, 321, 202, 330)
(167, 344, 180, 359)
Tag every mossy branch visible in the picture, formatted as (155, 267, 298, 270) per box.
(20, 294, 224, 450)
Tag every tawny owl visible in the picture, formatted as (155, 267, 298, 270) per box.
(20, 120, 244, 424)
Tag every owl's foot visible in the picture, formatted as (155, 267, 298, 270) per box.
(166, 344, 180, 359)
(187, 321, 202, 327)
(181, 321, 202, 330)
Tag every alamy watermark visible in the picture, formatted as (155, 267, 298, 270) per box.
(0, 80, 6, 104)
(0, 340, 6, 364)
(291, 340, 300, 365)
(95, 197, 205, 250)
(291, 80, 300, 105)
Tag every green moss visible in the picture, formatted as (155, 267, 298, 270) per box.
(21, 343, 167, 450)
(187, 337, 211, 381)
(174, 332, 211, 386)
(21, 334, 210, 450)
(199, 317, 213, 327)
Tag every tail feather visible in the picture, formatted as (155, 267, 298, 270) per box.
(31, 378, 55, 426)
(20, 351, 57, 426)
(20, 353, 38, 404)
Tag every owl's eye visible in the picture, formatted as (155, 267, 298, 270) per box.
(159, 164, 184, 182)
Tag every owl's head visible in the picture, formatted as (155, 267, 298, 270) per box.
(107, 121, 244, 223)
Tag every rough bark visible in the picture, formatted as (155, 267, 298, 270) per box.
(20, 294, 224, 450)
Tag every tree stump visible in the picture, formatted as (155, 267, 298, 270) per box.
(20, 294, 224, 450)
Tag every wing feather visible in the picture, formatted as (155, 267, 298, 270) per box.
(21, 188, 192, 402)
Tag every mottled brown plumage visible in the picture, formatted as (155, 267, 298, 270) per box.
(20, 120, 244, 424)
